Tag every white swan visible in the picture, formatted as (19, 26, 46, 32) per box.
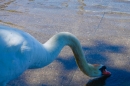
(0, 25, 110, 86)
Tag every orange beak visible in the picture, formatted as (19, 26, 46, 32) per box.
(102, 69, 111, 76)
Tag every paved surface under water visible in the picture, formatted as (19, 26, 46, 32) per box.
(0, 0, 130, 86)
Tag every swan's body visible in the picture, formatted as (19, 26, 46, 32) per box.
(0, 25, 110, 86)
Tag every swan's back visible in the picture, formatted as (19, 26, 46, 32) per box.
(0, 26, 34, 84)
(0, 26, 26, 52)
(0, 26, 32, 59)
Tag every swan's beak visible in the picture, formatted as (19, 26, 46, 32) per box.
(100, 66, 111, 76)
(102, 69, 111, 76)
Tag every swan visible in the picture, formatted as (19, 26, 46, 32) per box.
(0, 25, 111, 86)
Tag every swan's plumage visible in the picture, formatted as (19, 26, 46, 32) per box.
(0, 25, 109, 86)
(0, 25, 49, 85)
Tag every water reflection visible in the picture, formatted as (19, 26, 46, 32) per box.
(86, 75, 111, 86)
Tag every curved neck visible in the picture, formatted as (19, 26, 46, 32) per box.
(43, 32, 90, 75)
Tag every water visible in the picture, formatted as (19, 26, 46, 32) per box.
(86, 75, 111, 86)
(0, 0, 130, 86)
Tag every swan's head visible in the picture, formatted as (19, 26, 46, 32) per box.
(88, 64, 111, 77)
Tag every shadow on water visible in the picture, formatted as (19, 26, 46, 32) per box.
(82, 40, 130, 86)
(83, 40, 126, 64)
(85, 68, 130, 86)
(106, 68, 130, 86)
(57, 57, 77, 70)
(86, 75, 111, 86)
(56, 40, 130, 86)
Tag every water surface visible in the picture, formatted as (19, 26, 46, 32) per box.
(0, 0, 130, 86)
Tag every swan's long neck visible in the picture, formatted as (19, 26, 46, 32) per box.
(43, 32, 90, 75)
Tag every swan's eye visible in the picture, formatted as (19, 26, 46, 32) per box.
(99, 66, 111, 76)
(99, 66, 106, 72)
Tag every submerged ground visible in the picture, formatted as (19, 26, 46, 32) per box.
(0, 0, 130, 86)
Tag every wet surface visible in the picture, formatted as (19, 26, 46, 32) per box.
(0, 0, 130, 86)
(86, 75, 111, 86)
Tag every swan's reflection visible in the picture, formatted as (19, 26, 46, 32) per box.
(86, 75, 111, 86)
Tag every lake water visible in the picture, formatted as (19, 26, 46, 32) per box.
(0, 0, 130, 86)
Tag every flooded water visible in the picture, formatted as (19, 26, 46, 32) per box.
(0, 0, 130, 86)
